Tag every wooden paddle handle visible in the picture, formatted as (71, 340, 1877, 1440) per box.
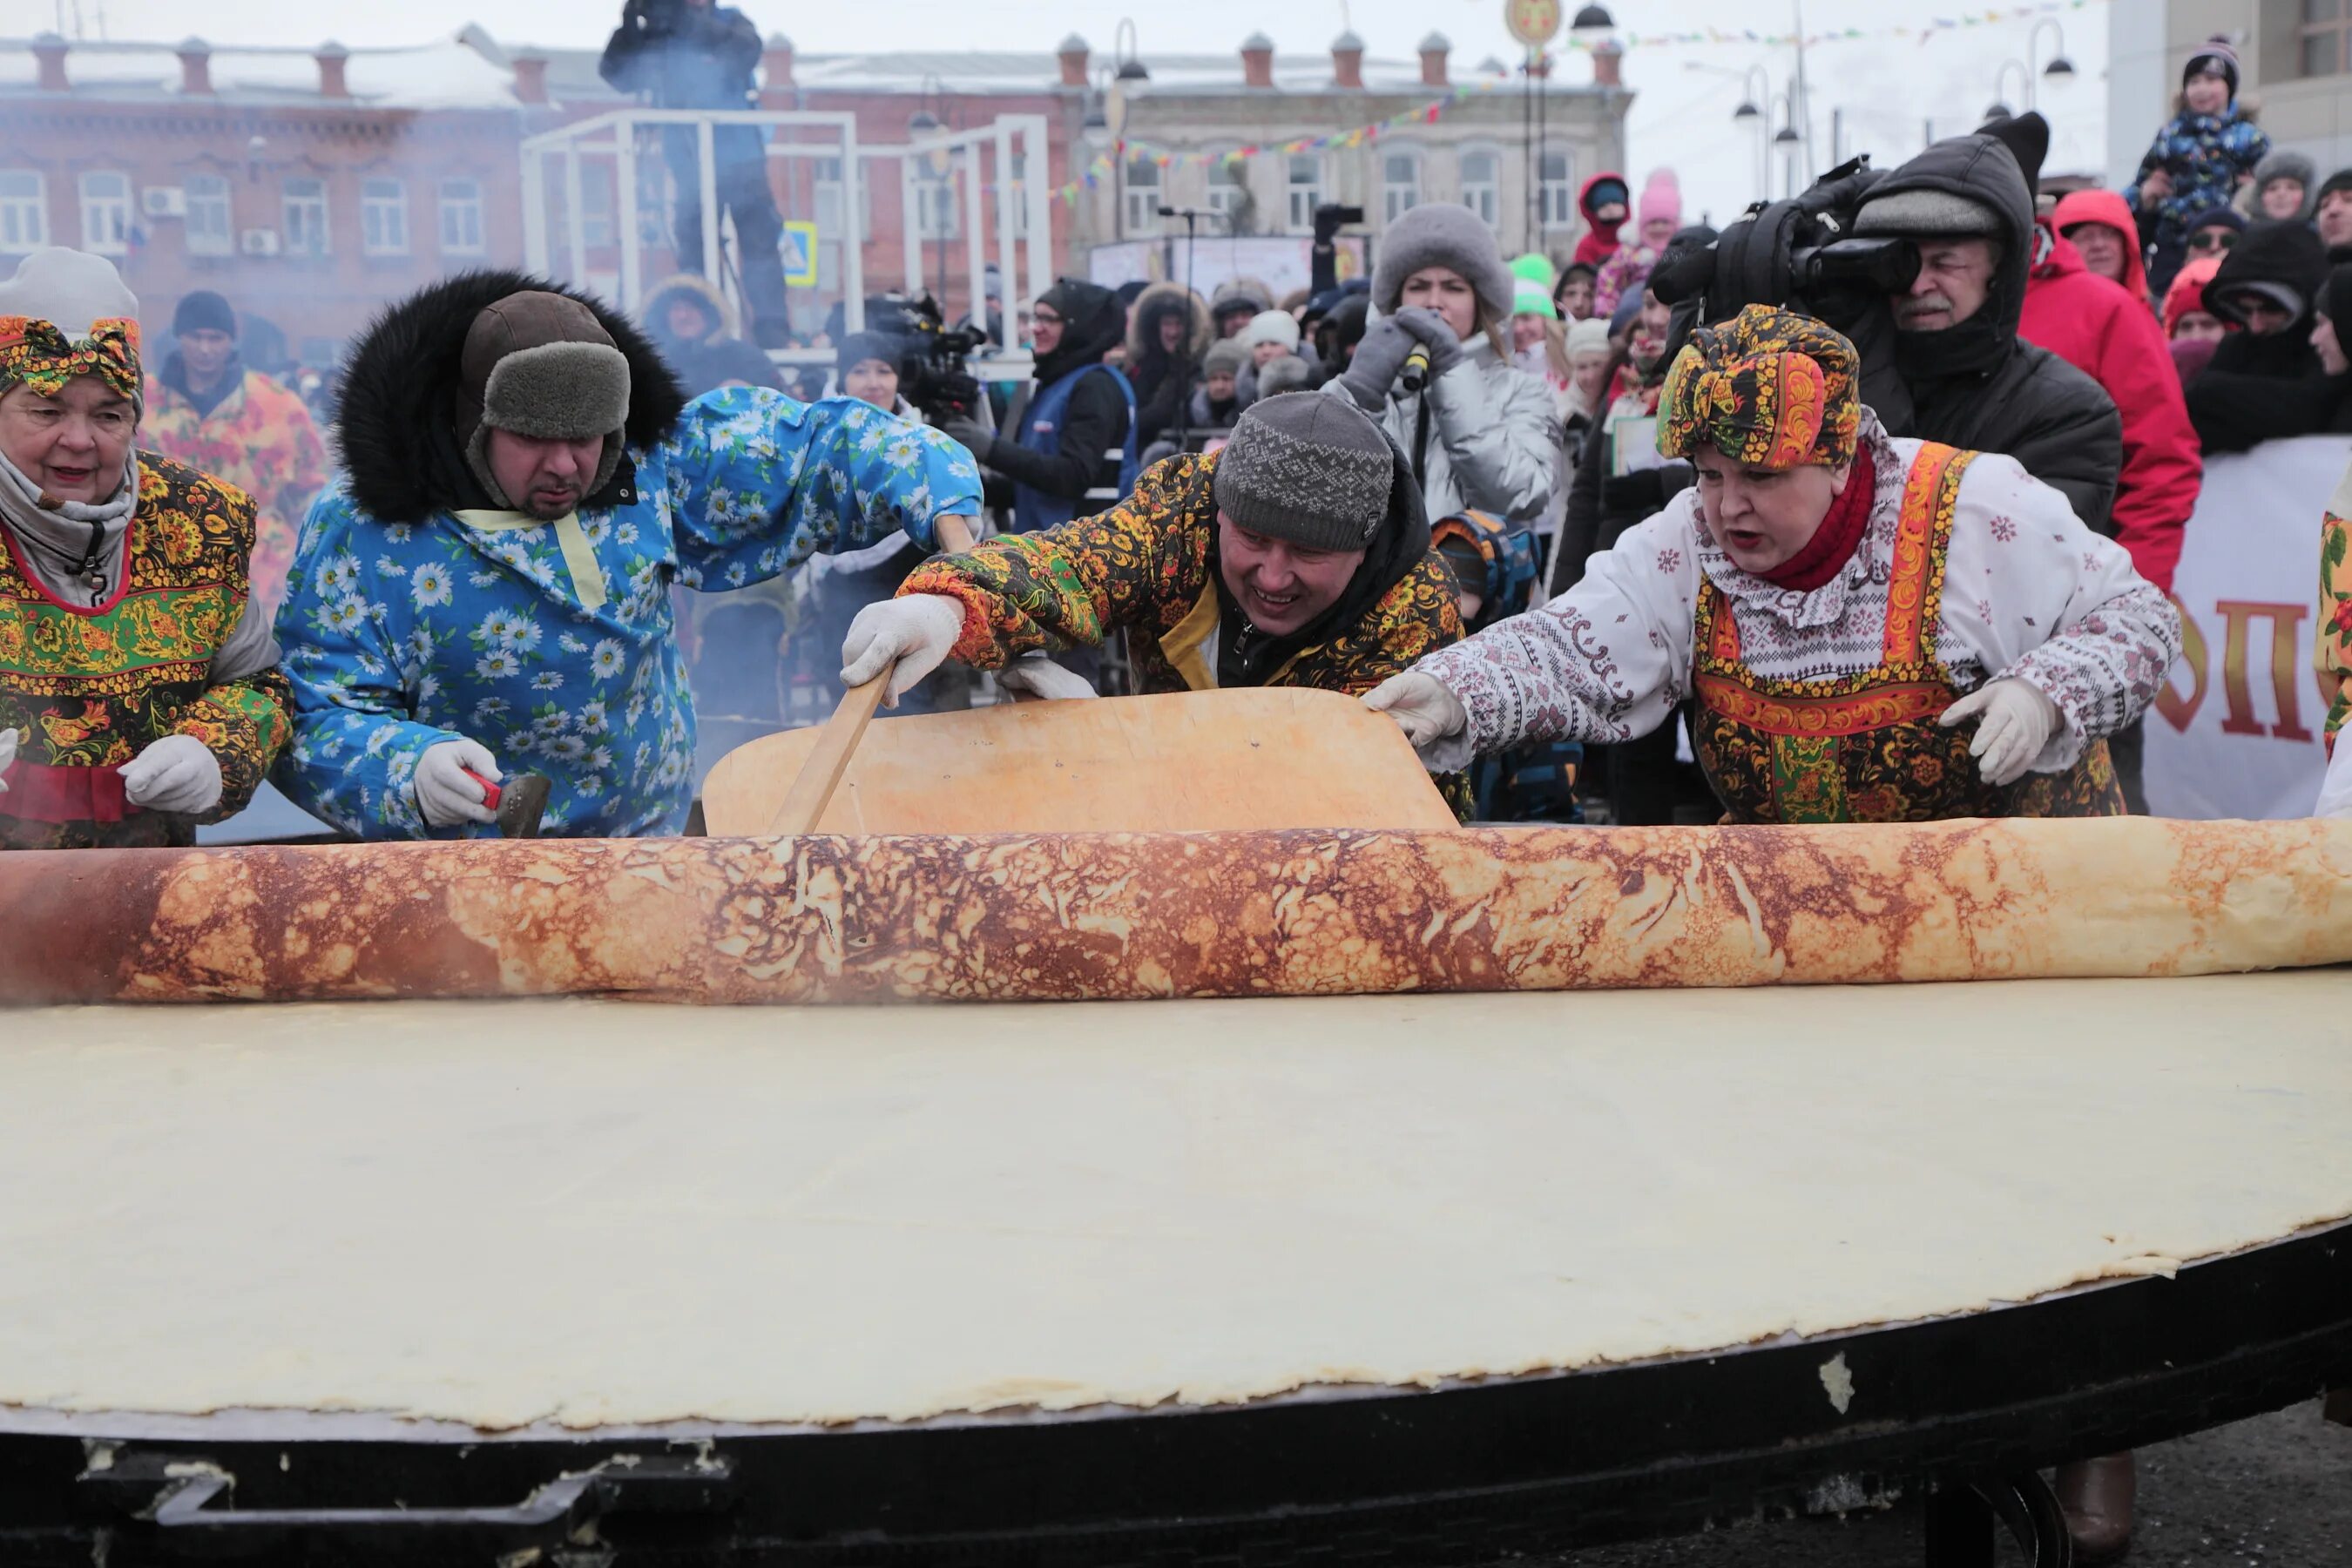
(936, 513, 977, 553)
(767, 677, 887, 836)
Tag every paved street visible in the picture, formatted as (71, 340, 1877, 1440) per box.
(1547, 1403, 2352, 1565)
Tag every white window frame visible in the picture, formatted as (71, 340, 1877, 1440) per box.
(913, 169, 959, 241)
(283, 176, 330, 257)
(78, 171, 132, 256)
(1458, 146, 1502, 231)
(184, 172, 232, 256)
(1539, 145, 1578, 231)
(1206, 148, 1249, 221)
(0, 171, 48, 253)
(1285, 153, 1323, 233)
(1123, 155, 1162, 237)
(361, 178, 409, 256)
(439, 178, 487, 256)
(1381, 145, 1423, 226)
(813, 156, 872, 241)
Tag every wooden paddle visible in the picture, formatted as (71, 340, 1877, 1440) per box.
(763, 512, 981, 837)
(718, 686, 1455, 838)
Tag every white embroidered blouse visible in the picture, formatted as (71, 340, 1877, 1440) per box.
(1409, 416, 2182, 776)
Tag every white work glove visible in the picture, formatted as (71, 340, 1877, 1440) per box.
(995, 659, 1101, 701)
(1362, 671, 1470, 759)
(2315, 742, 2352, 820)
(118, 733, 223, 815)
(415, 737, 501, 828)
(1939, 678, 2060, 788)
(839, 593, 965, 707)
(0, 726, 16, 793)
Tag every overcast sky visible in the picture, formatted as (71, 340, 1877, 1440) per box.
(33, 0, 2119, 226)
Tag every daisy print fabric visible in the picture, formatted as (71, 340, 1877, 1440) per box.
(274, 388, 981, 838)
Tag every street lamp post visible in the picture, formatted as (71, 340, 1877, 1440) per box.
(1772, 87, 1804, 200)
(909, 76, 956, 305)
(1985, 59, 2029, 123)
(1685, 61, 1774, 207)
(1990, 21, 2075, 120)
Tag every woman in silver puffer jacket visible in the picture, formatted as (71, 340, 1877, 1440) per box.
(1325, 204, 1562, 527)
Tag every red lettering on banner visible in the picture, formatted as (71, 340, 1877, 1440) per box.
(2214, 600, 2311, 741)
(2156, 596, 2207, 733)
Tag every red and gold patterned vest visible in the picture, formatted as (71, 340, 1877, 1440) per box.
(0, 451, 290, 849)
(1691, 443, 2125, 825)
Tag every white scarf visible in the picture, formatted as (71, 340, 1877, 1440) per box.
(0, 446, 139, 608)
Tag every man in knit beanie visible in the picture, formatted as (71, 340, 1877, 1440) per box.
(841, 394, 1464, 718)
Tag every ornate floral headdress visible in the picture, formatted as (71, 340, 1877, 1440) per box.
(0, 314, 143, 402)
(1658, 304, 1860, 470)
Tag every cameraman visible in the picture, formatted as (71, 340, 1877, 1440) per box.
(599, 0, 792, 349)
(1849, 119, 2120, 534)
(941, 279, 1136, 535)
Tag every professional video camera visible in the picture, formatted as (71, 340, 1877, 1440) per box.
(621, 0, 688, 36)
(861, 294, 991, 422)
(1650, 157, 1917, 335)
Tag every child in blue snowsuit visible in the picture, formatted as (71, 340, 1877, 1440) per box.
(275, 274, 981, 840)
(2125, 36, 2269, 296)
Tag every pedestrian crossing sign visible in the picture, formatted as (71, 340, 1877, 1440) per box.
(781, 221, 819, 288)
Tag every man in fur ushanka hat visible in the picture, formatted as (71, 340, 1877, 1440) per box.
(274, 271, 981, 839)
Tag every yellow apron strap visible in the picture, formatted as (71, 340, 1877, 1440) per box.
(454, 510, 609, 614)
(1159, 579, 1221, 693)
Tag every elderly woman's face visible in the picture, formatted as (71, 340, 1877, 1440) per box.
(1692, 444, 1851, 576)
(0, 378, 134, 505)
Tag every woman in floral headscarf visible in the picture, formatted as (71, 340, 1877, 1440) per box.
(1363, 304, 2181, 824)
(0, 247, 287, 849)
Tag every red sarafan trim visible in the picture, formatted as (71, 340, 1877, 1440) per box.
(0, 756, 134, 823)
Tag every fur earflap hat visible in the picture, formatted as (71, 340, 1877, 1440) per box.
(1369, 204, 1517, 325)
(458, 290, 633, 510)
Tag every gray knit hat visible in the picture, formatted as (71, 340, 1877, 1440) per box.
(1370, 203, 1516, 324)
(1203, 337, 1250, 379)
(1854, 188, 2003, 239)
(1210, 393, 1394, 552)
(2255, 150, 2317, 218)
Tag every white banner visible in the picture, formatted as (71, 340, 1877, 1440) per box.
(1085, 236, 1369, 301)
(2143, 435, 2350, 821)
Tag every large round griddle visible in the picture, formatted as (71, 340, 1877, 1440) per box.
(2, 974, 2348, 1564)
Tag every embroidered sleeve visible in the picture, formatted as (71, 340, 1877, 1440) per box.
(898, 453, 1209, 669)
(660, 389, 983, 592)
(1408, 505, 1700, 772)
(1941, 456, 2183, 772)
(2319, 464, 2351, 756)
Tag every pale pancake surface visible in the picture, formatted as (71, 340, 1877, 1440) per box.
(3, 973, 2348, 1431)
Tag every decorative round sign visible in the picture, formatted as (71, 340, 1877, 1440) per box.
(1504, 0, 1564, 49)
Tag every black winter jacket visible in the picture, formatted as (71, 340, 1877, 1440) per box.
(1862, 132, 2122, 536)
(2186, 224, 2351, 452)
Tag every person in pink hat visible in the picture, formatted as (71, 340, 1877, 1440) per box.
(1593, 169, 1683, 317)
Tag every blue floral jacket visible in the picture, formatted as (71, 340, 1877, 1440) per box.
(2124, 109, 2269, 246)
(274, 390, 982, 838)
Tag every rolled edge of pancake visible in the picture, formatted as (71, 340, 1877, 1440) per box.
(1, 819, 2346, 1005)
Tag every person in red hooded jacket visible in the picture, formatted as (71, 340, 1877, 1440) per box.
(2051, 188, 2156, 309)
(2020, 219, 2200, 596)
(1571, 173, 1629, 269)
(2020, 213, 2202, 818)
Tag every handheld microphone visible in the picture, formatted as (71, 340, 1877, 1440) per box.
(1400, 344, 1432, 394)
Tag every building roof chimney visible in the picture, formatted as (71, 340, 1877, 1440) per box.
(760, 32, 794, 91)
(315, 40, 350, 99)
(1057, 33, 1090, 89)
(1331, 30, 1364, 90)
(511, 50, 550, 105)
(31, 32, 67, 93)
(1240, 31, 1274, 90)
(1592, 37, 1623, 89)
(1418, 31, 1450, 88)
(177, 36, 213, 96)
